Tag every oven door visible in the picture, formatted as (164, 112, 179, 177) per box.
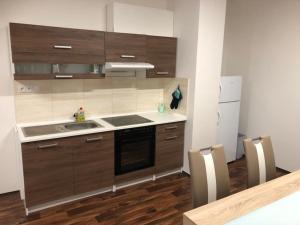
(115, 127, 155, 175)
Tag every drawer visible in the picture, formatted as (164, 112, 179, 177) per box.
(105, 32, 146, 62)
(156, 130, 184, 143)
(156, 122, 185, 135)
(10, 23, 105, 64)
(156, 135, 184, 173)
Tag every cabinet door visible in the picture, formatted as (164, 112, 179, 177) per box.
(10, 23, 105, 64)
(22, 138, 75, 207)
(105, 32, 146, 62)
(146, 36, 177, 78)
(73, 132, 114, 194)
(155, 122, 185, 173)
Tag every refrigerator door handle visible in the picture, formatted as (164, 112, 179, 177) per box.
(217, 111, 221, 125)
(219, 83, 223, 95)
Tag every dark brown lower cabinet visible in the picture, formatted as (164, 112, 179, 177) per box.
(22, 123, 185, 208)
(22, 132, 114, 207)
(22, 138, 75, 207)
(155, 122, 185, 173)
(73, 132, 114, 194)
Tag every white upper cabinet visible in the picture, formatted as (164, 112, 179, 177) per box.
(106, 2, 174, 37)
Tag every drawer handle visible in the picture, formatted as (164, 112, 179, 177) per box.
(156, 72, 169, 75)
(86, 137, 103, 143)
(121, 55, 136, 59)
(55, 75, 73, 79)
(38, 143, 58, 149)
(165, 136, 178, 141)
(53, 45, 72, 49)
(165, 126, 178, 130)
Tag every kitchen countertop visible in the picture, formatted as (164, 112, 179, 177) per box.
(16, 111, 187, 143)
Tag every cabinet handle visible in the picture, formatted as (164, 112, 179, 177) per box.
(121, 55, 136, 59)
(165, 126, 178, 130)
(156, 72, 169, 75)
(165, 136, 178, 141)
(38, 143, 58, 149)
(55, 75, 73, 79)
(86, 136, 103, 143)
(53, 45, 72, 49)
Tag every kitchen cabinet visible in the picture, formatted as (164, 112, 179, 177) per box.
(105, 32, 146, 62)
(155, 122, 185, 173)
(22, 138, 75, 207)
(73, 132, 114, 195)
(22, 132, 114, 207)
(146, 36, 177, 78)
(10, 23, 178, 80)
(10, 23, 105, 64)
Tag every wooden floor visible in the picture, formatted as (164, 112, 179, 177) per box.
(0, 159, 287, 225)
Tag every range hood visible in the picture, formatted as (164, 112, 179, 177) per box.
(103, 62, 154, 75)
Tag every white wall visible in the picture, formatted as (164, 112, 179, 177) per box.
(171, 0, 227, 173)
(222, 0, 300, 171)
(0, 0, 169, 194)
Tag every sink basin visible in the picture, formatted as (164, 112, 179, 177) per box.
(63, 121, 101, 131)
(22, 120, 103, 137)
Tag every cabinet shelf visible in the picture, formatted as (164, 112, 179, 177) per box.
(14, 73, 105, 80)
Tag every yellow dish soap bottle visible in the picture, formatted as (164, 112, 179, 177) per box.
(74, 107, 85, 122)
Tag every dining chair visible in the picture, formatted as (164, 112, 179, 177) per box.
(243, 136, 276, 188)
(188, 145, 230, 208)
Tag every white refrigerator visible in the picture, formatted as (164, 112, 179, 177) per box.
(217, 76, 242, 163)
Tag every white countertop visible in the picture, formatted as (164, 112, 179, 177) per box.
(225, 191, 300, 225)
(16, 111, 187, 143)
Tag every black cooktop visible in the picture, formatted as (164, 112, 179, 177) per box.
(102, 115, 153, 127)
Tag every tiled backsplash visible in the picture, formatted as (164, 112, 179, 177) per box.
(14, 78, 188, 123)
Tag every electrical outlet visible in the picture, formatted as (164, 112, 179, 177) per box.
(17, 85, 27, 93)
(17, 85, 40, 93)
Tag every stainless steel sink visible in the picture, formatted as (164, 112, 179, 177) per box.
(63, 121, 100, 131)
(22, 120, 103, 137)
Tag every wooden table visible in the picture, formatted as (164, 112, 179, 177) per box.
(183, 170, 300, 225)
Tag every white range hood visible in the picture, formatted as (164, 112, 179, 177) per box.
(104, 62, 154, 71)
(103, 62, 154, 77)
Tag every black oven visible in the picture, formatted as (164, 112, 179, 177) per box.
(115, 126, 155, 175)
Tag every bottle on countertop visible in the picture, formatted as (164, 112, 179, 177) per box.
(158, 103, 166, 113)
(74, 107, 85, 122)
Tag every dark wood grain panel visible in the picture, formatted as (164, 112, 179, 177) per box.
(105, 32, 146, 62)
(73, 132, 114, 194)
(22, 138, 76, 207)
(156, 136, 184, 173)
(156, 122, 185, 135)
(146, 36, 177, 78)
(10, 23, 105, 64)
(155, 122, 185, 173)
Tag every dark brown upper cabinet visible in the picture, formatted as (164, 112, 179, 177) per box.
(146, 36, 177, 78)
(10, 23, 105, 64)
(105, 32, 146, 62)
